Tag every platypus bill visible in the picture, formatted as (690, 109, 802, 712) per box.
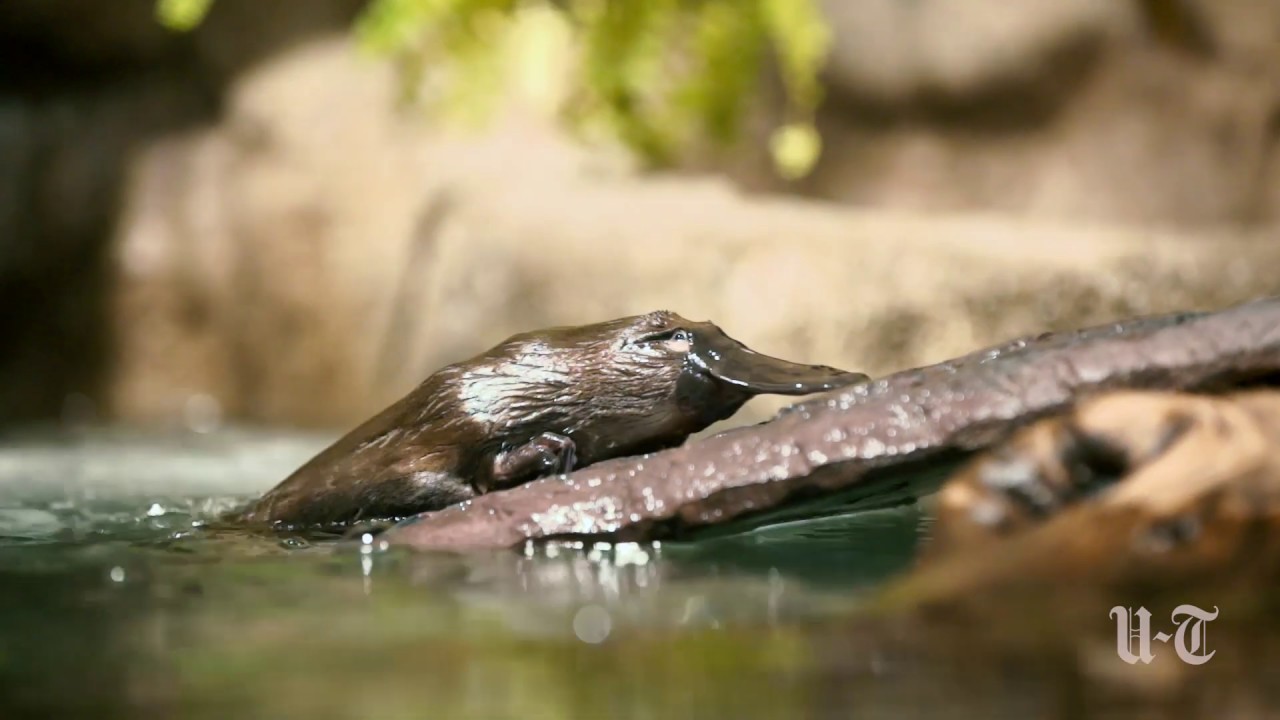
(240, 311, 869, 530)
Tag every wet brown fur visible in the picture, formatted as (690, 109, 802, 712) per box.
(239, 311, 864, 530)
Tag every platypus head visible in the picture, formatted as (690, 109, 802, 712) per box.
(468, 310, 868, 464)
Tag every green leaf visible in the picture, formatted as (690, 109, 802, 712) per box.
(678, 0, 768, 143)
(179, 0, 835, 177)
(770, 122, 821, 181)
(760, 0, 832, 178)
(759, 0, 832, 112)
(155, 0, 215, 32)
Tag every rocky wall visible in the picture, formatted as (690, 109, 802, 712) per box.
(106, 39, 1280, 431)
(3, 0, 1280, 430)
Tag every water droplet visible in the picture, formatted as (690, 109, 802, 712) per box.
(146, 503, 166, 517)
(573, 604, 612, 644)
(613, 542, 650, 567)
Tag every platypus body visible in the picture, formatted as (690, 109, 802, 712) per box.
(240, 311, 868, 530)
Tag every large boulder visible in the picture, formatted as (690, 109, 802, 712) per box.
(106, 38, 1280, 430)
(818, 0, 1136, 102)
(800, 0, 1280, 226)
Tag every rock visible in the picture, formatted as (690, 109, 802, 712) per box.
(808, 380, 1280, 707)
(0, 0, 361, 427)
(5, 6, 1280, 430)
(929, 388, 1280, 566)
(103, 38, 1280, 431)
(869, 387, 1280, 643)
(802, 0, 1280, 226)
(818, 0, 1136, 102)
(1184, 0, 1280, 67)
(805, 44, 1280, 226)
(107, 38, 487, 427)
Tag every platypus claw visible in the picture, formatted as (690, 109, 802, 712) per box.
(490, 431, 578, 489)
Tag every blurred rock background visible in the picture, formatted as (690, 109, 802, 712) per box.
(2, 0, 1279, 433)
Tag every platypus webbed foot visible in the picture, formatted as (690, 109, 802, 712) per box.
(488, 431, 578, 490)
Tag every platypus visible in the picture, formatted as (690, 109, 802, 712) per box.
(239, 311, 868, 530)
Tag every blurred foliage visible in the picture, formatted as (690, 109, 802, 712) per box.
(157, 0, 832, 179)
(155, 0, 215, 32)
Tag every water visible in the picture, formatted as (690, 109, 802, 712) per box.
(4, 428, 1273, 719)
(0, 427, 930, 719)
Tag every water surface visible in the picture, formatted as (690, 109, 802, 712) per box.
(0, 427, 928, 719)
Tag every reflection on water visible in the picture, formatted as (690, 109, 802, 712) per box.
(2, 428, 1271, 719)
(0, 427, 930, 719)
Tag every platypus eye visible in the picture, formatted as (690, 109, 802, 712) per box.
(635, 328, 693, 351)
